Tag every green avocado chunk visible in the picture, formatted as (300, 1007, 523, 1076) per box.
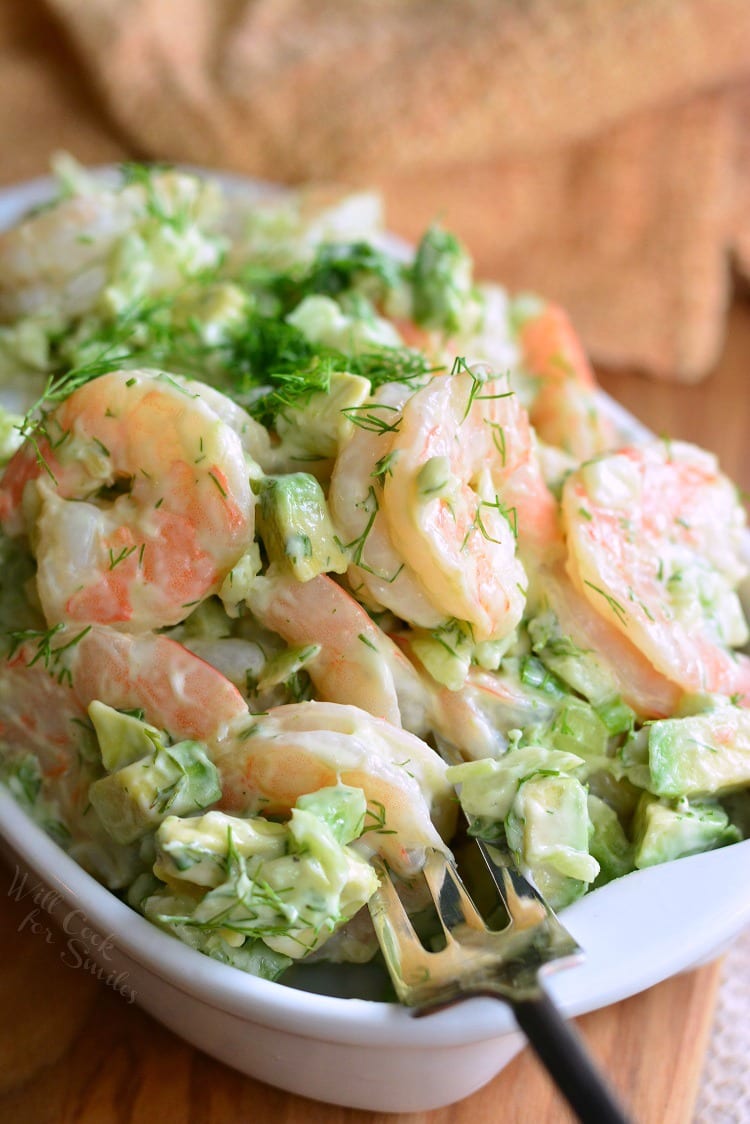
(256, 472, 348, 582)
(505, 773, 600, 910)
(89, 740, 221, 844)
(587, 794, 634, 885)
(646, 708, 750, 798)
(632, 793, 741, 868)
(88, 700, 167, 772)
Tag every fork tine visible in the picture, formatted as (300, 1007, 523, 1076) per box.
(367, 858, 434, 1001)
(421, 849, 486, 937)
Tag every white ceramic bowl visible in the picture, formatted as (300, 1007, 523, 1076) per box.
(1, 171, 750, 1113)
(3, 788, 750, 1111)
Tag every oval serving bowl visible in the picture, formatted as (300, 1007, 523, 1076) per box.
(1, 171, 749, 1113)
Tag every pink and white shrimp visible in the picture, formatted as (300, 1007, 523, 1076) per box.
(0, 369, 255, 631)
(2, 624, 452, 880)
(246, 570, 429, 731)
(215, 701, 455, 877)
(561, 441, 750, 702)
(0, 625, 247, 769)
(519, 302, 616, 461)
(0, 624, 248, 877)
(529, 565, 683, 719)
(329, 381, 446, 629)
(330, 368, 558, 643)
(381, 368, 552, 641)
(0, 170, 222, 322)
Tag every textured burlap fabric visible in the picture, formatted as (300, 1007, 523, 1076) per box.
(7, 0, 750, 380)
(695, 926, 750, 1124)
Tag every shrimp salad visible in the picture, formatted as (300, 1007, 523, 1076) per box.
(0, 157, 749, 986)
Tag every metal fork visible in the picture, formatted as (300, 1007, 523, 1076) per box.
(369, 840, 633, 1124)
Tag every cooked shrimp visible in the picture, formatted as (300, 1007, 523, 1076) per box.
(331, 370, 560, 639)
(529, 565, 683, 718)
(329, 381, 445, 629)
(0, 171, 222, 321)
(215, 701, 455, 877)
(0, 639, 108, 873)
(0, 625, 247, 761)
(561, 441, 750, 701)
(0, 624, 247, 877)
(0, 369, 255, 631)
(380, 368, 531, 643)
(519, 302, 616, 460)
(68, 625, 249, 742)
(246, 569, 429, 731)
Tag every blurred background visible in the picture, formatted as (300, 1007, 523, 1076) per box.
(1, 0, 749, 387)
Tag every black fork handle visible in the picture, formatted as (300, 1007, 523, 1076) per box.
(512, 991, 635, 1124)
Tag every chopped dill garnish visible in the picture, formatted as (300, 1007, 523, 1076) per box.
(583, 581, 628, 626)
(341, 403, 402, 435)
(108, 544, 138, 570)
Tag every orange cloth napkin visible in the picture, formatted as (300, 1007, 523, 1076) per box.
(14, 1, 750, 380)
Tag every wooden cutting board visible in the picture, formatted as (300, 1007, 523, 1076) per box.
(0, 857, 722, 1124)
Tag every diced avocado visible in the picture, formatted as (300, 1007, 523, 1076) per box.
(632, 793, 741, 869)
(295, 784, 367, 845)
(143, 886, 292, 980)
(154, 810, 287, 887)
(253, 643, 320, 693)
(143, 783, 379, 965)
(287, 294, 402, 354)
(257, 818, 378, 958)
(410, 629, 472, 691)
(595, 696, 636, 737)
(527, 696, 610, 762)
(722, 789, 750, 838)
(411, 225, 473, 334)
(88, 700, 167, 772)
(505, 774, 600, 909)
(586, 768, 642, 825)
(619, 728, 651, 791)
(273, 370, 370, 460)
(646, 708, 750, 798)
(449, 745, 586, 828)
(527, 610, 622, 706)
(256, 472, 348, 582)
(173, 281, 248, 345)
(177, 811, 378, 960)
(89, 740, 221, 844)
(587, 794, 634, 885)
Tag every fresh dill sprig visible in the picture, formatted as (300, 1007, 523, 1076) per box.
(5, 623, 92, 686)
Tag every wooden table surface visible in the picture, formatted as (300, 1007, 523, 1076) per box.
(0, 8, 749, 1118)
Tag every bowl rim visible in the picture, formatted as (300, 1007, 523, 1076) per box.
(4, 784, 750, 1049)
